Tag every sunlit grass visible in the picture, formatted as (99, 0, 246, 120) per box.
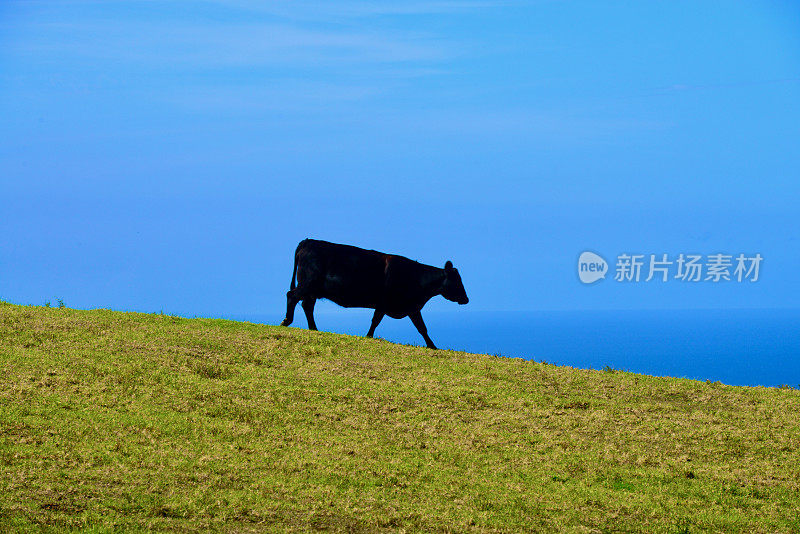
(1, 301, 798, 532)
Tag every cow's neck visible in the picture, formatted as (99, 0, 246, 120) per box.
(418, 266, 446, 303)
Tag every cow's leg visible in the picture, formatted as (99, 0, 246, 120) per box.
(280, 289, 301, 326)
(281, 285, 313, 327)
(366, 309, 385, 338)
(409, 310, 436, 349)
(301, 298, 317, 331)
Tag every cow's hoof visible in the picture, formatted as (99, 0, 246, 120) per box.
(280, 319, 290, 327)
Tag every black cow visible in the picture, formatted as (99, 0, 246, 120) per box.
(279, 239, 468, 349)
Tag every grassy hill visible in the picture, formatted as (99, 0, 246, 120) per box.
(1, 301, 799, 533)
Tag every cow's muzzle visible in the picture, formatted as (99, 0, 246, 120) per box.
(458, 297, 469, 305)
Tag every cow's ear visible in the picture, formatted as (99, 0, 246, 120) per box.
(444, 261, 453, 271)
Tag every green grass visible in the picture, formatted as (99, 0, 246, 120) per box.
(1, 301, 799, 532)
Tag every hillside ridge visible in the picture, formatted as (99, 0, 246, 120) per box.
(1, 301, 799, 532)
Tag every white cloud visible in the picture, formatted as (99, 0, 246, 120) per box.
(200, 0, 509, 18)
(10, 19, 457, 68)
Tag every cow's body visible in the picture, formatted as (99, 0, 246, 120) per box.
(280, 239, 468, 349)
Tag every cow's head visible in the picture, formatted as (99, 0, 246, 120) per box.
(441, 261, 469, 305)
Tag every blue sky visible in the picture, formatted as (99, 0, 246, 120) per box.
(1, 0, 799, 317)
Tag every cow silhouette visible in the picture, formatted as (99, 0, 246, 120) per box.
(280, 239, 468, 349)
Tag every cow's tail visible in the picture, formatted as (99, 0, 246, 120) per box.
(289, 246, 299, 291)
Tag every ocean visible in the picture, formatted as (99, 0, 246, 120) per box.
(230, 308, 800, 388)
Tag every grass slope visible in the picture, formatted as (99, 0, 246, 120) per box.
(1, 301, 799, 533)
